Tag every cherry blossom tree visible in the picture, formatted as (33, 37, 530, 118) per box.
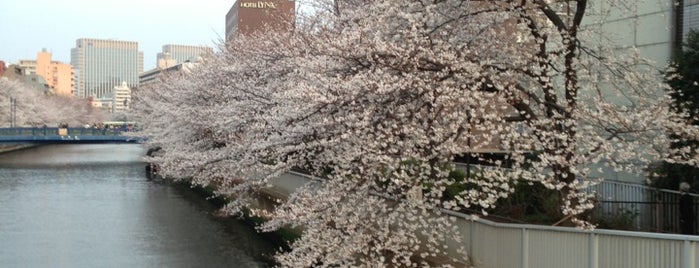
(132, 0, 699, 266)
(0, 79, 107, 127)
(0, 79, 32, 127)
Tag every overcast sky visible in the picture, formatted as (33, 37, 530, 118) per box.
(0, 0, 234, 70)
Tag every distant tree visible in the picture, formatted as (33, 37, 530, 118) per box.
(0, 79, 107, 127)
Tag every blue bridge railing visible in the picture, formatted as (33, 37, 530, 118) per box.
(0, 127, 144, 144)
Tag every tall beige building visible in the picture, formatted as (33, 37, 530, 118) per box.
(50, 63, 74, 96)
(71, 38, 143, 99)
(18, 49, 74, 96)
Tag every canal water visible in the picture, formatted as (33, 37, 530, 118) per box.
(0, 144, 278, 267)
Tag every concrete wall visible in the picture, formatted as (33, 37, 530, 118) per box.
(586, 0, 674, 66)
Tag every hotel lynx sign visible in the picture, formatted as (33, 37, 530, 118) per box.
(240, 1, 277, 9)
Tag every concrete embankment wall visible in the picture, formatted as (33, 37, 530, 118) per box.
(0, 145, 37, 154)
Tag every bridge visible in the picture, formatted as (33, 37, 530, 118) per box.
(0, 127, 144, 144)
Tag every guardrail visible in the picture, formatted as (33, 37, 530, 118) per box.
(0, 127, 127, 136)
(270, 171, 699, 268)
(587, 179, 699, 233)
(0, 127, 143, 144)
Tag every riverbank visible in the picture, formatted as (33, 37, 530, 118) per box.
(0, 144, 37, 154)
(147, 161, 300, 252)
(167, 180, 296, 263)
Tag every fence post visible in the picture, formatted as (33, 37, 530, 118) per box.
(588, 233, 598, 268)
(683, 240, 694, 268)
(658, 193, 664, 232)
(469, 218, 474, 264)
(521, 228, 528, 268)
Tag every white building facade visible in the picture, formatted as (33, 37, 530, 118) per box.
(113, 81, 131, 113)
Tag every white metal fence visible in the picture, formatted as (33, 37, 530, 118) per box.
(442, 209, 699, 268)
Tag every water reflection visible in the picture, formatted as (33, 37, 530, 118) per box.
(0, 144, 276, 268)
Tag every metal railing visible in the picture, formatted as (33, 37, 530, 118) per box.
(0, 127, 143, 143)
(453, 162, 697, 233)
(588, 180, 699, 234)
(442, 209, 699, 268)
(0, 127, 129, 136)
(274, 171, 699, 268)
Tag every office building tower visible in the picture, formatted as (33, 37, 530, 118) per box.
(156, 44, 213, 69)
(225, 0, 295, 40)
(71, 38, 143, 99)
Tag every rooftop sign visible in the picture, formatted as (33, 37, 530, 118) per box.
(240, 1, 277, 9)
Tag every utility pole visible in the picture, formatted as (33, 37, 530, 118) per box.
(10, 97, 16, 128)
(466, 108, 472, 179)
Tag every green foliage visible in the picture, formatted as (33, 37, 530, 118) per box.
(667, 30, 699, 119)
(490, 181, 563, 224)
(649, 162, 699, 191)
(443, 168, 468, 200)
(652, 29, 699, 191)
(591, 208, 639, 231)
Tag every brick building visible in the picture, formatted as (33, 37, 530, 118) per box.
(225, 0, 295, 40)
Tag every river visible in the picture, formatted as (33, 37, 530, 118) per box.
(0, 144, 278, 267)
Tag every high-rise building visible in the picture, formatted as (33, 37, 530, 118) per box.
(225, 0, 295, 40)
(156, 45, 213, 69)
(71, 38, 143, 99)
